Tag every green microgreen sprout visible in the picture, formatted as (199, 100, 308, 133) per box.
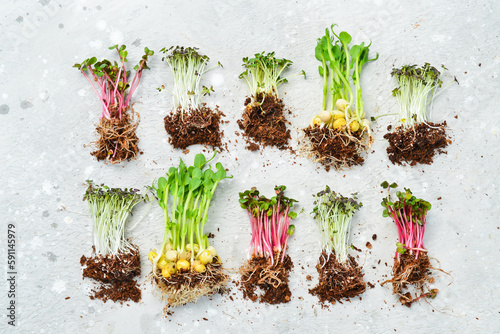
(239, 51, 304, 109)
(312, 186, 362, 263)
(391, 63, 445, 128)
(83, 180, 148, 256)
(239, 185, 298, 265)
(381, 181, 431, 259)
(149, 152, 232, 278)
(312, 24, 378, 135)
(160, 46, 221, 118)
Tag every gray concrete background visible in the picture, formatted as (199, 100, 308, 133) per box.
(1, 0, 499, 333)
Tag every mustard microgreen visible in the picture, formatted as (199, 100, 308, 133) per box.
(312, 186, 362, 263)
(83, 180, 148, 256)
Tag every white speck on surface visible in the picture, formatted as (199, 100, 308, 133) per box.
(96, 20, 106, 30)
(64, 217, 73, 224)
(52, 280, 67, 293)
(89, 40, 103, 49)
(42, 180, 52, 195)
(78, 89, 86, 97)
(84, 166, 94, 178)
(31, 236, 43, 249)
(2, 93, 7, 99)
(210, 73, 224, 87)
(109, 30, 124, 44)
(207, 308, 217, 316)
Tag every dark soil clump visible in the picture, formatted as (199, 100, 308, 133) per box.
(237, 93, 291, 151)
(309, 251, 366, 304)
(80, 246, 141, 303)
(302, 126, 369, 171)
(151, 256, 229, 310)
(91, 107, 140, 163)
(239, 253, 293, 304)
(164, 106, 225, 151)
(381, 252, 437, 307)
(384, 122, 450, 166)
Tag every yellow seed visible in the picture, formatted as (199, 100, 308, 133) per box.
(319, 110, 332, 123)
(332, 110, 345, 120)
(186, 243, 200, 253)
(148, 251, 158, 263)
(165, 250, 178, 262)
(161, 262, 176, 278)
(192, 260, 206, 273)
(333, 118, 347, 130)
(335, 99, 349, 111)
(310, 115, 322, 127)
(350, 120, 360, 132)
(179, 251, 191, 261)
(176, 259, 191, 272)
(157, 257, 168, 270)
(199, 250, 213, 265)
(207, 246, 217, 257)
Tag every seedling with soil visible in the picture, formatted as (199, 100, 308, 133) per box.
(238, 186, 297, 304)
(161, 46, 224, 151)
(148, 152, 231, 312)
(301, 24, 378, 170)
(383, 64, 452, 165)
(74, 45, 154, 163)
(309, 186, 366, 304)
(380, 181, 440, 307)
(237, 52, 304, 151)
(80, 181, 147, 303)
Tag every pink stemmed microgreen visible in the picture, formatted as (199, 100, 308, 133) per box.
(73, 45, 154, 120)
(381, 181, 432, 259)
(239, 185, 297, 266)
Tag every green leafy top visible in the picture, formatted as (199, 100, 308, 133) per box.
(381, 182, 431, 225)
(391, 63, 447, 128)
(238, 185, 298, 219)
(311, 185, 362, 263)
(239, 51, 302, 103)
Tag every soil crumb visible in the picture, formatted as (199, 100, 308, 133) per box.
(237, 93, 292, 151)
(80, 246, 141, 303)
(309, 251, 366, 305)
(239, 253, 293, 304)
(164, 105, 225, 151)
(384, 122, 450, 166)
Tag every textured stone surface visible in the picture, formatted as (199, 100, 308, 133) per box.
(1, 0, 499, 332)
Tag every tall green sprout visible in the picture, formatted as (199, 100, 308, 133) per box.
(315, 24, 378, 130)
(84, 181, 147, 255)
(151, 152, 232, 266)
(312, 186, 362, 263)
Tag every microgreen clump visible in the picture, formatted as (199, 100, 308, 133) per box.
(161, 46, 225, 150)
(311, 24, 378, 134)
(390, 63, 445, 128)
(239, 186, 297, 265)
(301, 25, 377, 170)
(149, 152, 231, 278)
(74, 45, 154, 163)
(380, 181, 431, 259)
(239, 52, 301, 106)
(382, 64, 453, 166)
(309, 186, 366, 303)
(83, 180, 147, 256)
(380, 181, 442, 306)
(160, 46, 221, 116)
(312, 186, 362, 263)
